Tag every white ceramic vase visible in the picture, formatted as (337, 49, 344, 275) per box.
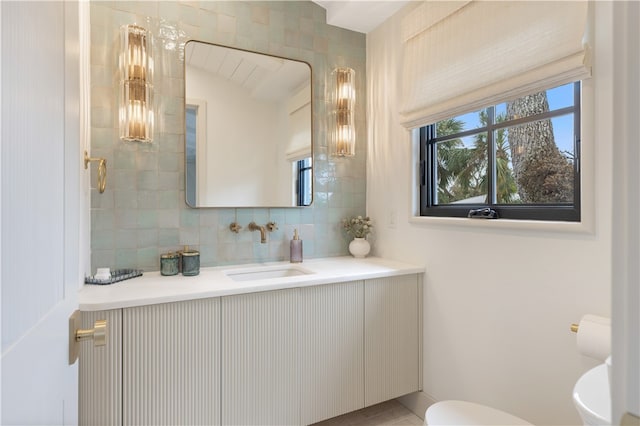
(349, 237, 371, 258)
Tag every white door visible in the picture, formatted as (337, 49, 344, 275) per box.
(611, 2, 640, 424)
(1, 1, 85, 424)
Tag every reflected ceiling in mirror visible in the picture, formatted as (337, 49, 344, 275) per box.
(184, 40, 313, 208)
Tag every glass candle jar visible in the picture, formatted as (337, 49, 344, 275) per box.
(160, 252, 180, 276)
(181, 246, 200, 276)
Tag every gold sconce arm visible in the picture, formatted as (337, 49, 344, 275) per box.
(84, 150, 107, 193)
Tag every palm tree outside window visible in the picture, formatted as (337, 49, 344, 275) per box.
(420, 81, 581, 221)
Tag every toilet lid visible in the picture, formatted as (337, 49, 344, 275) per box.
(426, 400, 534, 426)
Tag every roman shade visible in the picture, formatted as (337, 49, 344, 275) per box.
(285, 85, 312, 161)
(400, 0, 590, 129)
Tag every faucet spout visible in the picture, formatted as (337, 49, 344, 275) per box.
(248, 222, 267, 243)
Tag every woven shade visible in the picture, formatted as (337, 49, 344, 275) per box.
(400, 1, 590, 129)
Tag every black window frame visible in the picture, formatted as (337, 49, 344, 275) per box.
(296, 158, 312, 207)
(420, 82, 581, 222)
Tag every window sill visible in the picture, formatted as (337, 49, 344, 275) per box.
(408, 215, 594, 235)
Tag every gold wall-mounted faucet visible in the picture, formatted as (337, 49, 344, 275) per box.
(248, 222, 267, 243)
(248, 221, 277, 243)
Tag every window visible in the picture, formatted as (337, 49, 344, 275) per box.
(296, 157, 312, 206)
(185, 104, 198, 207)
(420, 82, 581, 221)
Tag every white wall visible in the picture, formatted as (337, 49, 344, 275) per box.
(367, 3, 613, 425)
(186, 66, 285, 206)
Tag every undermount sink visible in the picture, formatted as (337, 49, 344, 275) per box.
(224, 264, 315, 282)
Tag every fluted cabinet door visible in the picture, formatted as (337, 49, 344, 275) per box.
(221, 289, 300, 426)
(364, 275, 420, 406)
(122, 298, 220, 425)
(79, 309, 123, 426)
(300, 281, 365, 425)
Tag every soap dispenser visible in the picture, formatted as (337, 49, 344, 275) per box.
(290, 229, 303, 263)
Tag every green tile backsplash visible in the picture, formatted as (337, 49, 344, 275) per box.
(90, 1, 367, 272)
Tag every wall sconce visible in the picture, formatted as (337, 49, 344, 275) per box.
(330, 67, 356, 157)
(119, 24, 153, 143)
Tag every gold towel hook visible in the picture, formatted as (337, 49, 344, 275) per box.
(84, 150, 107, 193)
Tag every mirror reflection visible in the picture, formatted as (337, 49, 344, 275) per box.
(184, 40, 313, 208)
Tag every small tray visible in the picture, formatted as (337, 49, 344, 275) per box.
(85, 269, 143, 285)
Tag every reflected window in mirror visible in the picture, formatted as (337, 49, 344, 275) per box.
(296, 157, 312, 206)
(185, 100, 207, 207)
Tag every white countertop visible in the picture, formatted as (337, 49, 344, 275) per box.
(78, 256, 425, 311)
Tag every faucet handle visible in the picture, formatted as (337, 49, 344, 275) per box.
(266, 221, 278, 232)
(229, 222, 242, 233)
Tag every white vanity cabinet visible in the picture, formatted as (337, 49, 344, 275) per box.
(221, 289, 300, 425)
(300, 280, 365, 424)
(78, 261, 423, 426)
(364, 275, 421, 406)
(79, 309, 122, 425)
(79, 299, 220, 426)
(122, 298, 220, 425)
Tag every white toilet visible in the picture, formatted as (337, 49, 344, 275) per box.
(424, 359, 611, 426)
(572, 361, 611, 425)
(425, 314, 611, 425)
(424, 400, 533, 426)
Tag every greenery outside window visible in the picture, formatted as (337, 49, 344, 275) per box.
(420, 82, 581, 221)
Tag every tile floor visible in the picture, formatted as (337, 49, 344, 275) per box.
(312, 400, 424, 425)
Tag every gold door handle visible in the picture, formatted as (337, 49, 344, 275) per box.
(76, 319, 107, 346)
(69, 310, 108, 365)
